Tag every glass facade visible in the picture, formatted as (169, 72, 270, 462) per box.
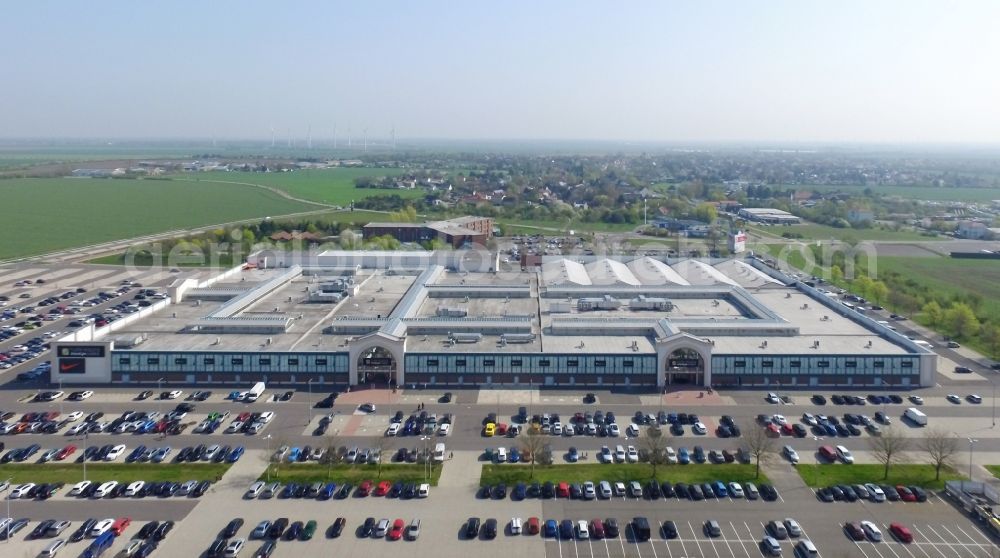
(712, 354, 919, 377)
(404, 353, 657, 376)
(112, 351, 350, 375)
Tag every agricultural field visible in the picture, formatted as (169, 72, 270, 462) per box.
(780, 183, 1000, 202)
(0, 177, 315, 260)
(749, 222, 939, 242)
(177, 167, 416, 205)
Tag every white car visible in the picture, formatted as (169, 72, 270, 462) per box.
(865, 483, 886, 502)
(438, 423, 451, 436)
(598, 481, 612, 498)
(582, 481, 596, 500)
(11, 483, 36, 499)
(258, 411, 275, 423)
(784, 518, 803, 537)
(772, 415, 788, 426)
(75, 390, 94, 400)
(860, 520, 882, 542)
(224, 538, 246, 557)
(417, 483, 429, 498)
(728, 482, 744, 498)
(69, 480, 92, 496)
(626, 445, 639, 463)
(783, 445, 799, 463)
(40, 448, 60, 463)
(166, 390, 183, 399)
(626, 423, 640, 437)
(575, 520, 589, 540)
(247, 422, 265, 434)
(665, 446, 678, 463)
(551, 422, 563, 435)
(125, 481, 145, 497)
(600, 446, 613, 463)
(89, 518, 115, 537)
(608, 423, 620, 437)
(121, 540, 143, 556)
(614, 445, 626, 462)
(65, 411, 84, 422)
(836, 445, 854, 464)
(692, 422, 707, 435)
(509, 517, 522, 535)
(766, 392, 780, 404)
(801, 413, 817, 426)
(947, 394, 961, 404)
(968, 394, 983, 404)
(386, 423, 401, 436)
(94, 481, 118, 498)
(104, 444, 127, 461)
(613, 482, 627, 497)
(226, 421, 244, 434)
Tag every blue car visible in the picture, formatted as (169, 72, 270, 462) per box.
(567, 447, 579, 462)
(559, 519, 573, 540)
(319, 482, 337, 500)
(513, 483, 526, 500)
(544, 519, 558, 538)
(287, 447, 301, 462)
(823, 422, 837, 436)
(227, 446, 245, 463)
(228, 391, 242, 400)
(678, 448, 690, 464)
(126, 445, 146, 463)
(509, 448, 520, 463)
(712, 481, 728, 498)
(693, 446, 706, 463)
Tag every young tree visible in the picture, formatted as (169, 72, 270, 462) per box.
(979, 323, 1000, 361)
(868, 426, 910, 479)
(520, 428, 546, 479)
(869, 281, 889, 307)
(320, 444, 340, 480)
(743, 422, 777, 478)
(918, 428, 960, 481)
(372, 435, 395, 479)
(921, 300, 943, 326)
(639, 425, 671, 477)
(944, 302, 980, 339)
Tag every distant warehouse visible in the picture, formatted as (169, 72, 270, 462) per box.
(363, 215, 494, 248)
(738, 207, 801, 225)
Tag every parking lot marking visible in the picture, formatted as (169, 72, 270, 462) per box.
(915, 524, 954, 558)
(923, 525, 968, 558)
(881, 522, 922, 558)
(686, 521, 707, 558)
(795, 522, 825, 558)
(941, 524, 992, 555)
(628, 524, 643, 558)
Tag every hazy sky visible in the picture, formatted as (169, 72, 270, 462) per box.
(3, 1, 998, 143)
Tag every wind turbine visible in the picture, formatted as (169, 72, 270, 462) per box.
(307, 125, 312, 149)
(270, 126, 276, 148)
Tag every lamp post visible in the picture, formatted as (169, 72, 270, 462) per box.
(420, 436, 430, 481)
(967, 438, 977, 479)
(2, 477, 12, 543)
(307, 379, 315, 426)
(265, 435, 272, 481)
(59, 379, 64, 416)
(157, 377, 165, 415)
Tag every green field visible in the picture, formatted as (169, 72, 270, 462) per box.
(986, 465, 1000, 479)
(0, 463, 231, 484)
(790, 183, 1000, 202)
(0, 178, 316, 260)
(501, 220, 639, 234)
(260, 463, 442, 486)
(796, 464, 963, 490)
(479, 463, 768, 486)
(749, 223, 938, 242)
(181, 168, 417, 205)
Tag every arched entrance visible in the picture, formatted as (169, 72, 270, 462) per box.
(357, 346, 397, 388)
(665, 348, 704, 385)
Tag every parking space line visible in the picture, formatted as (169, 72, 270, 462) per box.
(675, 530, 689, 558)
(923, 525, 969, 558)
(877, 535, 902, 558)
(795, 522, 825, 558)
(885, 522, 927, 558)
(646, 535, 659, 558)
(660, 530, 673, 558)
(729, 522, 752, 558)
(947, 524, 988, 549)
(686, 521, 708, 558)
(572, 532, 580, 558)
(628, 524, 643, 558)
(716, 523, 740, 558)
(917, 525, 956, 558)
(701, 524, 722, 558)
(615, 532, 628, 558)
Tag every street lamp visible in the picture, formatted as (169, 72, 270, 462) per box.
(967, 438, 977, 479)
(59, 378, 64, 416)
(157, 377, 165, 415)
(265, 434, 273, 481)
(2, 477, 12, 543)
(307, 378, 315, 426)
(420, 436, 430, 481)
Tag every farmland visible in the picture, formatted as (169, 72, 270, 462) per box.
(779, 183, 1000, 202)
(178, 167, 415, 205)
(0, 177, 315, 260)
(749, 223, 940, 242)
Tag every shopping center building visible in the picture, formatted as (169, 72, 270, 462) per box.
(51, 250, 936, 389)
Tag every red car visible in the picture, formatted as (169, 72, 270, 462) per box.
(387, 519, 405, 540)
(374, 480, 392, 496)
(237, 412, 251, 422)
(766, 423, 780, 436)
(111, 517, 132, 536)
(590, 519, 605, 539)
(357, 480, 374, 496)
(526, 517, 540, 535)
(896, 485, 916, 502)
(781, 423, 794, 435)
(556, 482, 570, 498)
(56, 445, 77, 460)
(889, 522, 913, 543)
(844, 522, 865, 541)
(497, 423, 509, 435)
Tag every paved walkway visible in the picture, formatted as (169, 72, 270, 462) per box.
(437, 450, 484, 489)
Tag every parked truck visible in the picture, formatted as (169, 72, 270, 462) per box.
(244, 382, 265, 403)
(903, 407, 928, 426)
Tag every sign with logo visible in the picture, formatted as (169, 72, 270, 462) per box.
(58, 346, 105, 358)
(58, 358, 87, 374)
(669, 358, 701, 368)
(729, 231, 747, 254)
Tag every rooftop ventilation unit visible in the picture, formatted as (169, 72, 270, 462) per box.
(449, 332, 482, 344)
(501, 333, 536, 344)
